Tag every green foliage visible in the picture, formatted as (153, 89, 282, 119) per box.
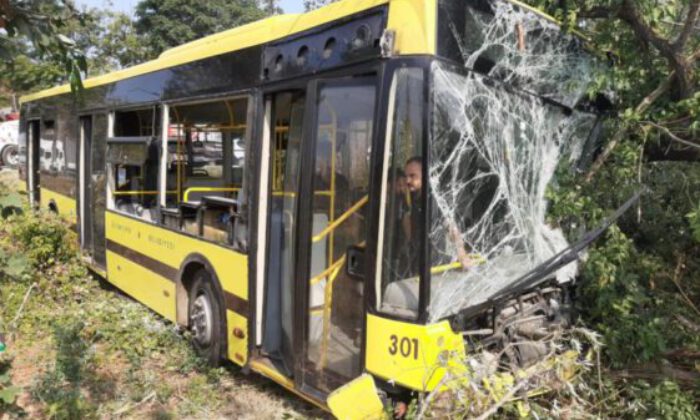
(7, 211, 73, 268)
(0, 0, 88, 93)
(0, 190, 23, 219)
(634, 380, 700, 420)
(32, 319, 96, 419)
(0, 355, 22, 415)
(134, 0, 266, 56)
(303, 0, 338, 12)
(687, 202, 700, 243)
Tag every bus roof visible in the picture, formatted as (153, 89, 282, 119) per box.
(20, 0, 391, 104)
(19, 0, 576, 105)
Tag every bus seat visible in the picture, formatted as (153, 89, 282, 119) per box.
(381, 276, 419, 318)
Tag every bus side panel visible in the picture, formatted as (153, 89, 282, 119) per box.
(41, 187, 77, 225)
(104, 211, 249, 366)
(106, 250, 177, 321)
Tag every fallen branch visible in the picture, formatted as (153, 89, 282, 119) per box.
(113, 391, 156, 416)
(610, 364, 700, 386)
(585, 49, 700, 182)
(674, 314, 700, 334)
(585, 73, 674, 182)
(10, 282, 37, 331)
(669, 255, 700, 317)
(473, 381, 528, 420)
(642, 121, 700, 151)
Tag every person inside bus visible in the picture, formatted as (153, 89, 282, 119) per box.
(403, 156, 476, 272)
(385, 168, 413, 280)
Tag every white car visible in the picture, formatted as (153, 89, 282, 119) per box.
(0, 120, 19, 168)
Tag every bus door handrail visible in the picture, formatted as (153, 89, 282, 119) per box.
(311, 195, 368, 243)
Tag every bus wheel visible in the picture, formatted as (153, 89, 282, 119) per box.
(188, 270, 224, 365)
(1, 145, 18, 168)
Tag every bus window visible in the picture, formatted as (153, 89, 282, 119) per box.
(114, 108, 156, 137)
(107, 140, 160, 221)
(107, 107, 160, 222)
(165, 97, 249, 246)
(167, 97, 248, 208)
(376, 68, 425, 319)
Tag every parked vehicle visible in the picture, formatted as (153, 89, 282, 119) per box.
(0, 120, 19, 168)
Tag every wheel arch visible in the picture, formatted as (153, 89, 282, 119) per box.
(176, 253, 228, 338)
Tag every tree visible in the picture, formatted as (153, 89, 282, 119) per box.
(529, 0, 699, 169)
(303, 0, 338, 12)
(0, 0, 87, 93)
(134, 0, 266, 57)
(531, 0, 700, 408)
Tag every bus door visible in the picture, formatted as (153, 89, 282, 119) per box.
(78, 115, 108, 268)
(27, 120, 40, 206)
(261, 91, 307, 376)
(300, 77, 377, 393)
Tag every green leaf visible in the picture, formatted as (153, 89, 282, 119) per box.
(0, 386, 21, 404)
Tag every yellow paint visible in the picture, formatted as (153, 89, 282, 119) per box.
(387, 0, 437, 56)
(249, 361, 328, 410)
(20, 0, 391, 104)
(226, 310, 248, 366)
(41, 188, 77, 225)
(365, 313, 465, 391)
(106, 250, 177, 321)
(327, 374, 384, 420)
(104, 211, 249, 364)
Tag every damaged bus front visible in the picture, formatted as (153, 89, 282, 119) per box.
(351, 0, 623, 411)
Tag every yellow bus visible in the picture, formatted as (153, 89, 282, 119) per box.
(18, 0, 605, 416)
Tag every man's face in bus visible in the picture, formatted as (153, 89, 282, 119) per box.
(405, 161, 422, 193)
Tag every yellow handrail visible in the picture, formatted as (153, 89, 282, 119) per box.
(183, 187, 240, 202)
(430, 254, 487, 275)
(310, 257, 345, 286)
(312, 195, 368, 243)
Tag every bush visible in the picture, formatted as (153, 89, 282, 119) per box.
(8, 211, 74, 268)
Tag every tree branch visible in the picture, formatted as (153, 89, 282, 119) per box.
(617, 0, 695, 99)
(585, 71, 675, 182)
(674, 0, 700, 52)
(585, 49, 700, 182)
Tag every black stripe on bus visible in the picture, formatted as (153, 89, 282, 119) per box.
(224, 291, 249, 317)
(105, 238, 249, 317)
(106, 238, 178, 282)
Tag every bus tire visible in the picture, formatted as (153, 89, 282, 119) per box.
(1, 145, 18, 168)
(188, 269, 225, 366)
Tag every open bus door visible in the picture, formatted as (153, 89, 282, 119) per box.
(259, 75, 378, 397)
(78, 115, 108, 268)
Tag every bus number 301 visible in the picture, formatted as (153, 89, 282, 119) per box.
(389, 335, 419, 360)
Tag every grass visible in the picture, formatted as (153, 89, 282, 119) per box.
(0, 169, 324, 419)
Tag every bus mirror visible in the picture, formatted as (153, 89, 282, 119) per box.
(346, 245, 366, 280)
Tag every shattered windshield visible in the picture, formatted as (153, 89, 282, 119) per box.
(378, 0, 601, 322)
(427, 1, 600, 322)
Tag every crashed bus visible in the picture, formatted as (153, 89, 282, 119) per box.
(17, 0, 619, 415)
